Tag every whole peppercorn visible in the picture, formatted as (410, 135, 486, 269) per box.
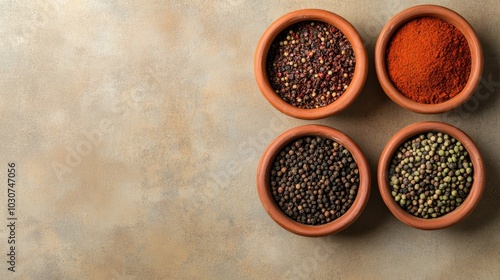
(388, 132, 473, 218)
(270, 136, 359, 225)
(266, 21, 356, 109)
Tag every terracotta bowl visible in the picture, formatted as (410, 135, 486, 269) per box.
(375, 5, 483, 114)
(254, 9, 368, 120)
(257, 125, 371, 236)
(378, 122, 485, 230)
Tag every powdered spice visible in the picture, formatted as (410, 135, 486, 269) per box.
(386, 17, 471, 104)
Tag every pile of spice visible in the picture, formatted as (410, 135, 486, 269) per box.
(266, 21, 356, 109)
(388, 132, 473, 218)
(270, 136, 359, 225)
(386, 17, 471, 104)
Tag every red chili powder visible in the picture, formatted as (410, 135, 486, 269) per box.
(386, 17, 471, 104)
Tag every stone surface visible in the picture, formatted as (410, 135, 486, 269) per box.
(0, 0, 499, 279)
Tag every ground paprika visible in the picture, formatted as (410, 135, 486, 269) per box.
(386, 17, 471, 104)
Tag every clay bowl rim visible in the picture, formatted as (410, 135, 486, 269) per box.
(257, 124, 371, 236)
(254, 9, 368, 120)
(377, 121, 485, 230)
(374, 4, 484, 114)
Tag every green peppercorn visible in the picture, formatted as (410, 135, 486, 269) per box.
(388, 132, 473, 219)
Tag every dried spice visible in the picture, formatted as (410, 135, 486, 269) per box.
(386, 17, 471, 104)
(388, 132, 473, 218)
(270, 136, 359, 225)
(267, 21, 355, 109)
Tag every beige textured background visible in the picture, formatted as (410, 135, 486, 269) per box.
(0, 0, 499, 279)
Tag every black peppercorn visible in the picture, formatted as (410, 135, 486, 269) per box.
(270, 136, 359, 225)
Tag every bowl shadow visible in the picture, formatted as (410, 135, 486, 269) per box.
(450, 138, 499, 232)
(445, 32, 500, 232)
(465, 33, 500, 113)
(337, 166, 392, 237)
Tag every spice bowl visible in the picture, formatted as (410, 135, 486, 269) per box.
(375, 5, 483, 114)
(254, 9, 368, 120)
(257, 125, 370, 236)
(378, 122, 485, 230)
